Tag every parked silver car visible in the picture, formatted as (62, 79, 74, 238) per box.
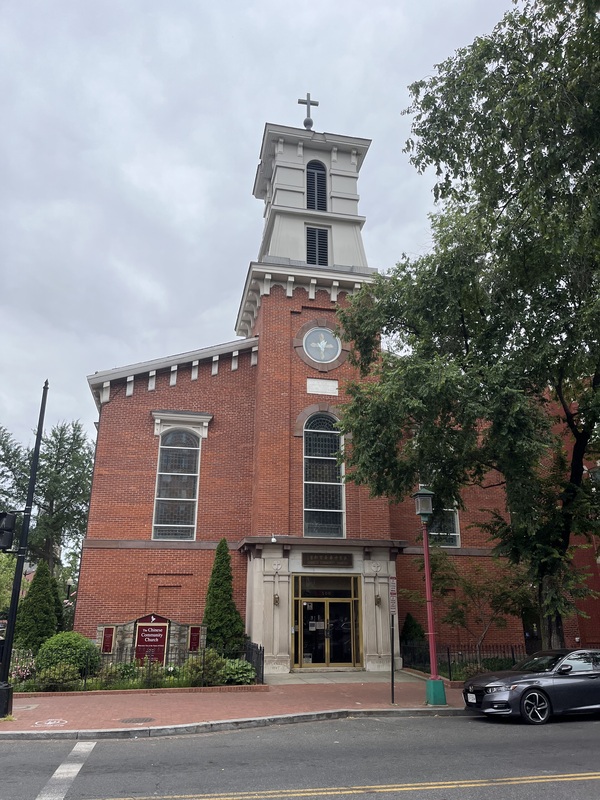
(463, 649, 600, 724)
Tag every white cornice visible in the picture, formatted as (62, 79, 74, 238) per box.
(235, 261, 376, 337)
(88, 337, 258, 389)
(253, 123, 371, 199)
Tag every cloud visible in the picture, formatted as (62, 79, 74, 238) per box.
(0, 0, 516, 445)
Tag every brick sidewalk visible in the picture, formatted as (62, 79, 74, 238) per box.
(0, 678, 466, 739)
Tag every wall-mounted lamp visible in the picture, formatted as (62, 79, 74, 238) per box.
(271, 535, 277, 543)
(375, 594, 382, 606)
(273, 594, 280, 606)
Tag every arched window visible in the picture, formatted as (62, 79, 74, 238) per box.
(153, 429, 200, 539)
(304, 414, 344, 538)
(307, 160, 327, 211)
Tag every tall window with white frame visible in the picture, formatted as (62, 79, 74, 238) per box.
(153, 429, 200, 540)
(428, 509, 460, 547)
(304, 414, 344, 537)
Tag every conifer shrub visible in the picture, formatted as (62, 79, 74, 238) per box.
(400, 612, 426, 643)
(35, 631, 101, 676)
(203, 538, 246, 657)
(14, 561, 57, 653)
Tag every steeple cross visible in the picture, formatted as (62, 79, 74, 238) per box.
(298, 92, 319, 130)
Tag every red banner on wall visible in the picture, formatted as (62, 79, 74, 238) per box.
(188, 625, 207, 652)
(101, 626, 115, 654)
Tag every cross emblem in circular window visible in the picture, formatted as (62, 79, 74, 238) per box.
(293, 319, 349, 373)
(302, 327, 341, 364)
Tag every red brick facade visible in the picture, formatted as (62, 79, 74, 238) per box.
(74, 119, 600, 670)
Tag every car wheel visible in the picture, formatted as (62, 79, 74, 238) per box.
(520, 689, 552, 724)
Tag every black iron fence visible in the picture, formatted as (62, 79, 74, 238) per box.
(5, 641, 265, 692)
(401, 641, 528, 681)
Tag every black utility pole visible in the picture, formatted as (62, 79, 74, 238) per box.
(0, 381, 49, 716)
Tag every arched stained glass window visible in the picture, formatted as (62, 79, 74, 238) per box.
(153, 429, 200, 540)
(304, 414, 344, 538)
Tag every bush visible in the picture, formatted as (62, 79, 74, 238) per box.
(480, 656, 516, 672)
(35, 662, 81, 692)
(140, 658, 165, 689)
(36, 631, 101, 676)
(181, 649, 227, 687)
(96, 661, 141, 688)
(223, 658, 256, 685)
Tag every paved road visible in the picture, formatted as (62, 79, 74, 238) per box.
(3, 714, 600, 800)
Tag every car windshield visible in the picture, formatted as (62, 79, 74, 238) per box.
(511, 653, 565, 673)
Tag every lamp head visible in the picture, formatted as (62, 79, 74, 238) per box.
(412, 487, 434, 523)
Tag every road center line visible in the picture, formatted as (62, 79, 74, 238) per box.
(35, 741, 96, 800)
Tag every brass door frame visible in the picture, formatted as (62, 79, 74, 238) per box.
(292, 574, 362, 668)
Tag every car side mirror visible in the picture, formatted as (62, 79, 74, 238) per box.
(557, 664, 572, 674)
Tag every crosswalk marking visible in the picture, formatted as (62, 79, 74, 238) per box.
(35, 741, 96, 800)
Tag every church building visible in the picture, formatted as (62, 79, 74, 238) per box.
(74, 102, 598, 672)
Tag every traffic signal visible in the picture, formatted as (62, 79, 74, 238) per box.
(0, 512, 16, 551)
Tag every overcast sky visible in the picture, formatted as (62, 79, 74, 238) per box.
(1, 0, 516, 447)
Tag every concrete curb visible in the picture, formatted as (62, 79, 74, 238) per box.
(0, 706, 470, 741)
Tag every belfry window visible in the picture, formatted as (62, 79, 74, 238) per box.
(153, 429, 200, 540)
(307, 227, 328, 266)
(307, 160, 327, 211)
(304, 414, 344, 538)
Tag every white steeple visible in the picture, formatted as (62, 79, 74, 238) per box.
(236, 105, 376, 338)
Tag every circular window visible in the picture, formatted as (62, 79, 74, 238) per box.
(293, 318, 349, 372)
(302, 327, 342, 364)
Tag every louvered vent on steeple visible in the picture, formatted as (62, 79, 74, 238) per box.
(307, 227, 328, 266)
(307, 161, 327, 211)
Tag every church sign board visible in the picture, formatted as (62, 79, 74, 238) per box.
(301, 553, 353, 568)
(135, 614, 169, 664)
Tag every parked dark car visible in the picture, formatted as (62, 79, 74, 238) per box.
(463, 649, 600, 724)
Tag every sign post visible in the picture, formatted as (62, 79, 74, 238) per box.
(389, 577, 397, 704)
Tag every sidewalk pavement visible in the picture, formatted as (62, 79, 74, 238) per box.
(0, 670, 468, 740)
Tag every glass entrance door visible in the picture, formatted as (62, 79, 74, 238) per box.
(293, 574, 361, 668)
(300, 599, 354, 667)
(302, 601, 327, 665)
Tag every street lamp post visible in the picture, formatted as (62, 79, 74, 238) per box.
(412, 487, 447, 706)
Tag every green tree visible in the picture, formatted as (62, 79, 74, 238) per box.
(29, 421, 94, 572)
(338, 0, 599, 648)
(0, 553, 16, 618)
(50, 575, 64, 633)
(203, 538, 246, 656)
(14, 560, 57, 653)
(0, 422, 93, 573)
(427, 549, 532, 660)
(0, 426, 27, 512)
